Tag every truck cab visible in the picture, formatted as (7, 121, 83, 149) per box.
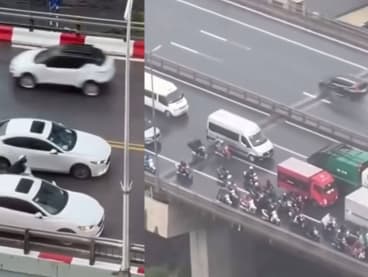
(277, 158, 338, 207)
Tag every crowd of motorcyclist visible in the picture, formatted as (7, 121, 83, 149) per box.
(144, 138, 368, 262)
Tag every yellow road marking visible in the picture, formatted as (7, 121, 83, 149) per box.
(107, 140, 144, 148)
(109, 143, 144, 152)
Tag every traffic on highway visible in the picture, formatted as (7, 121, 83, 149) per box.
(0, 42, 144, 243)
(144, 68, 368, 265)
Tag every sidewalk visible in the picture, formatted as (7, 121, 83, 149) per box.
(304, 0, 368, 18)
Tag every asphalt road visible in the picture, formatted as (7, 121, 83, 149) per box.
(0, 43, 144, 243)
(144, 71, 364, 274)
(146, 0, 368, 136)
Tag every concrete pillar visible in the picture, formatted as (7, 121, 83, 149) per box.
(190, 226, 233, 277)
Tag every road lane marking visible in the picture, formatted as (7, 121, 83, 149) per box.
(11, 44, 144, 63)
(221, 0, 368, 55)
(200, 29, 227, 41)
(107, 140, 144, 147)
(177, 0, 367, 70)
(110, 144, 144, 151)
(285, 121, 339, 143)
(273, 143, 307, 159)
(170, 41, 223, 63)
(152, 44, 162, 52)
(170, 41, 199, 54)
(303, 91, 317, 98)
(107, 140, 144, 151)
(145, 67, 271, 116)
(228, 41, 251, 51)
(321, 99, 331, 104)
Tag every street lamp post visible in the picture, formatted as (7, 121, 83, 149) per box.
(120, 0, 134, 276)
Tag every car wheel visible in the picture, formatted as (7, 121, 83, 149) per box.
(164, 110, 171, 117)
(248, 155, 256, 162)
(82, 81, 100, 97)
(0, 158, 10, 173)
(19, 73, 36, 89)
(71, 164, 91, 179)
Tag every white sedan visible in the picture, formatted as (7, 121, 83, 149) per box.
(0, 118, 111, 179)
(9, 44, 115, 96)
(0, 174, 104, 237)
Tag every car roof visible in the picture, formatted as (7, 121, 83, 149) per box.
(48, 44, 105, 63)
(4, 118, 52, 139)
(0, 174, 41, 201)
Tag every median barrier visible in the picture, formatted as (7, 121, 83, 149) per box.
(145, 174, 368, 277)
(147, 55, 368, 151)
(220, 0, 368, 50)
(0, 24, 144, 58)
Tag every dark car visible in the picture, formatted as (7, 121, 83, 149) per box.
(319, 76, 368, 96)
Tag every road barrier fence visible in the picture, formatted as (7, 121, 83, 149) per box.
(147, 54, 368, 151)
(0, 223, 144, 266)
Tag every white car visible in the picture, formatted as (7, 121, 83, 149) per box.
(144, 119, 160, 145)
(9, 44, 115, 96)
(0, 118, 111, 179)
(0, 174, 104, 237)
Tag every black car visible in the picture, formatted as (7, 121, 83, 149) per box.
(319, 76, 368, 96)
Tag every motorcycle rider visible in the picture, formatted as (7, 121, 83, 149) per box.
(293, 213, 306, 229)
(321, 213, 336, 232)
(217, 165, 230, 179)
(177, 161, 189, 175)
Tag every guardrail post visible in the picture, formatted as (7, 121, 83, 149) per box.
(89, 239, 96, 266)
(24, 229, 30, 255)
(29, 18, 34, 32)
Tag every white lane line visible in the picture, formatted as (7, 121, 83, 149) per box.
(221, 0, 368, 55)
(151, 44, 162, 52)
(285, 121, 339, 143)
(170, 41, 222, 63)
(273, 143, 308, 159)
(303, 91, 317, 98)
(11, 44, 145, 62)
(170, 41, 198, 54)
(229, 41, 251, 51)
(321, 99, 331, 104)
(200, 29, 227, 42)
(145, 67, 271, 116)
(176, 0, 367, 70)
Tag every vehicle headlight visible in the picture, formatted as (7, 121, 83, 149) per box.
(78, 225, 95, 231)
(91, 160, 105, 165)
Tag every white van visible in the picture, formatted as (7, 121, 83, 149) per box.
(144, 72, 189, 117)
(206, 109, 274, 162)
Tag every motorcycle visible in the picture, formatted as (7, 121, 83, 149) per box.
(321, 213, 337, 238)
(261, 208, 281, 226)
(7, 155, 32, 176)
(217, 188, 234, 206)
(188, 139, 208, 160)
(304, 225, 321, 242)
(239, 194, 257, 214)
(214, 139, 232, 159)
(144, 154, 156, 174)
(176, 163, 193, 182)
(216, 166, 232, 187)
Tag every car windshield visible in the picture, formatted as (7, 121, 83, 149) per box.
(34, 49, 52, 64)
(249, 131, 268, 147)
(316, 183, 336, 195)
(166, 91, 184, 104)
(33, 181, 68, 215)
(47, 123, 77, 151)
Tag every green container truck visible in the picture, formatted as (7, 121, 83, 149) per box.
(307, 143, 368, 193)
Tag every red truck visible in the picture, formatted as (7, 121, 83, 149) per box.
(277, 157, 338, 207)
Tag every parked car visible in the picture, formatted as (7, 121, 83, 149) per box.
(0, 118, 111, 179)
(9, 44, 115, 96)
(319, 76, 368, 96)
(0, 174, 104, 237)
(144, 119, 160, 145)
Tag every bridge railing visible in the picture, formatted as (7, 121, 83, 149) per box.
(0, 7, 144, 39)
(146, 54, 368, 151)
(0, 224, 144, 266)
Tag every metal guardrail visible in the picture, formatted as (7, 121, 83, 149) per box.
(224, 0, 368, 50)
(0, 7, 144, 39)
(0, 224, 144, 266)
(147, 55, 368, 151)
(144, 174, 368, 277)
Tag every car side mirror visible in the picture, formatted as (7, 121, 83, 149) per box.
(35, 212, 43, 219)
(50, 149, 58, 155)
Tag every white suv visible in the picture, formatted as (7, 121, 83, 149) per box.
(9, 44, 115, 96)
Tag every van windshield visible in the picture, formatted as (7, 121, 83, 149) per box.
(166, 91, 184, 104)
(249, 131, 268, 147)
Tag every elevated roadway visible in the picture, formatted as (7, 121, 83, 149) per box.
(0, 43, 144, 243)
(146, 0, 368, 135)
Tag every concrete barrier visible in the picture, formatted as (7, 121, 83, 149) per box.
(12, 28, 60, 47)
(0, 25, 12, 42)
